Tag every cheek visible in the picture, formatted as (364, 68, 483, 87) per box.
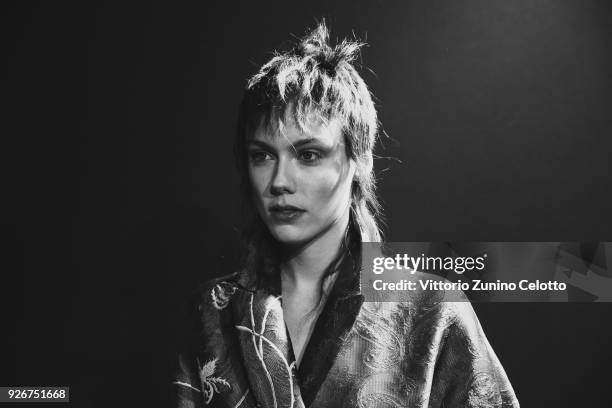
(307, 176, 340, 200)
(305, 166, 353, 210)
(247, 169, 270, 215)
(248, 167, 268, 198)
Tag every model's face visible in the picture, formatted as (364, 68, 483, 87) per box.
(247, 112, 355, 246)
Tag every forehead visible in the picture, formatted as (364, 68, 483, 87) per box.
(251, 109, 344, 147)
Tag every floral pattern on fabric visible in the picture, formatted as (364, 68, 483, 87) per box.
(172, 270, 520, 408)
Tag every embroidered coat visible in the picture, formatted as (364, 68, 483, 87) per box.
(172, 265, 519, 408)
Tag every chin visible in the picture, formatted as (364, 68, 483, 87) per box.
(268, 224, 312, 245)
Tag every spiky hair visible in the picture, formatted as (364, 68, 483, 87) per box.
(237, 21, 378, 160)
(235, 20, 383, 244)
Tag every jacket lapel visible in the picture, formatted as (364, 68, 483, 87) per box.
(232, 280, 306, 408)
(296, 256, 364, 407)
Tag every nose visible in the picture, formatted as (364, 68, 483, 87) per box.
(270, 157, 296, 196)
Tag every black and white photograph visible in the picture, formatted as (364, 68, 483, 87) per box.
(3, 1, 612, 407)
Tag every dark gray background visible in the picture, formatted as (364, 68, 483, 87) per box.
(3, 0, 611, 406)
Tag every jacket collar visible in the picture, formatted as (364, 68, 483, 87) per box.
(294, 244, 364, 406)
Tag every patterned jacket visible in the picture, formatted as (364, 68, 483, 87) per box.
(172, 264, 519, 408)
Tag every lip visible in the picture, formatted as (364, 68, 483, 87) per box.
(268, 204, 305, 222)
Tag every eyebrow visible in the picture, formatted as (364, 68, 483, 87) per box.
(247, 137, 324, 150)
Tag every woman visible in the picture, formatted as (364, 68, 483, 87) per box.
(173, 22, 519, 408)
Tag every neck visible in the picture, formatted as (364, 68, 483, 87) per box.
(281, 208, 350, 290)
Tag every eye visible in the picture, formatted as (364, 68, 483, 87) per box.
(248, 150, 274, 164)
(299, 150, 321, 163)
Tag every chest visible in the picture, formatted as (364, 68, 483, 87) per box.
(282, 292, 322, 365)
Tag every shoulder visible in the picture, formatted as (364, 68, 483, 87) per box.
(173, 272, 246, 406)
(363, 272, 483, 345)
(375, 270, 477, 325)
(188, 271, 249, 317)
